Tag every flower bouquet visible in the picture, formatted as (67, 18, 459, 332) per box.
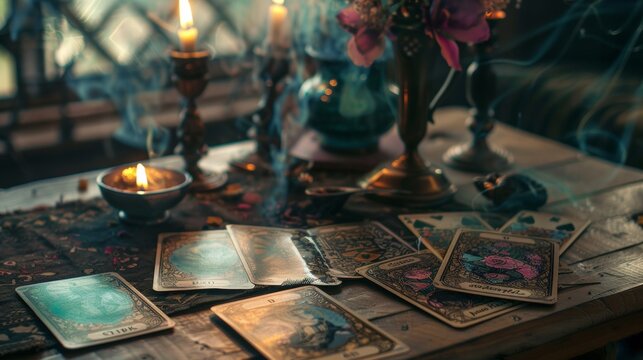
(334, 0, 502, 204)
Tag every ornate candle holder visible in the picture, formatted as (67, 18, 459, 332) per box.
(443, 16, 513, 173)
(359, 2, 456, 206)
(231, 47, 291, 173)
(170, 49, 227, 191)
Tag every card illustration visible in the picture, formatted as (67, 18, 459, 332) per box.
(16, 273, 174, 349)
(434, 230, 559, 304)
(211, 286, 408, 360)
(311, 222, 415, 278)
(357, 251, 521, 328)
(154, 231, 254, 291)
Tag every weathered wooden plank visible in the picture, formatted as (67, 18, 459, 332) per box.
(543, 181, 643, 221)
(525, 157, 643, 204)
(561, 215, 643, 265)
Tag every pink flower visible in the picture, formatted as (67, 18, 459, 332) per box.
(495, 242, 511, 248)
(483, 255, 525, 270)
(408, 281, 431, 292)
(515, 264, 538, 280)
(405, 268, 432, 280)
(337, 2, 389, 67)
(426, 0, 490, 70)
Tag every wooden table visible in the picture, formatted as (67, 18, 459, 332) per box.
(3, 107, 643, 360)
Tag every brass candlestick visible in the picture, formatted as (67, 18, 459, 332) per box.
(170, 49, 227, 191)
(443, 16, 513, 173)
(359, 1, 456, 206)
(231, 47, 291, 173)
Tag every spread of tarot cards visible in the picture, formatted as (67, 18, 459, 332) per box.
(154, 222, 414, 291)
(15, 273, 175, 349)
(211, 286, 409, 360)
(16, 209, 590, 351)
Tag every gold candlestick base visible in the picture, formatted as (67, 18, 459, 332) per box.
(359, 152, 456, 206)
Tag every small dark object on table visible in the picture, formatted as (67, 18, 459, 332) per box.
(474, 173, 547, 212)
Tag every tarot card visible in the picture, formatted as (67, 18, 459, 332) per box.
(227, 225, 340, 286)
(211, 286, 408, 360)
(311, 222, 415, 278)
(399, 212, 493, 260)
(434, 230, 559, 304)
(16, 273, 175, 349)
(153, 230, 254, 291)
(357, 251, 521, 328)
(500, 211, 590, 253)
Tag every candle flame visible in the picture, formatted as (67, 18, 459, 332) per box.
(136, 163, 149, 190)
(485, 10, 506, 20)
(179, 0, 194, 29)
(272, 0, 284, 5)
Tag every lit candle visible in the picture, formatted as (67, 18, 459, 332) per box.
(178, 0, 198, 51)
(136, 163, 149, 191)
(269, 0, 290, 48)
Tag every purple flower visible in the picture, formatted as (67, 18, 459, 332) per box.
(337, 2, 389, 67)
(337, 0, 490, 70)
(426, 0, 490, 70)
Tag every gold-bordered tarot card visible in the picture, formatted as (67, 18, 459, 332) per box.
(211, 286, 408, 360)
(434, 230, 559, 304)
(16, 273, 175, 349)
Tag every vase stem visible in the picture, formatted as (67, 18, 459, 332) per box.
(359, 1, 456, 206)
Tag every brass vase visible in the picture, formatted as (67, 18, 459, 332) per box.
(359, 2, 456, 205)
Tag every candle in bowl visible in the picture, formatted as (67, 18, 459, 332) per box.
(178, 0, 198, 51)
(97, 163, 192, 225)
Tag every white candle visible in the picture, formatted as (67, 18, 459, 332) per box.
(269, 0, 290, 48)
(178, 0, 198, 51)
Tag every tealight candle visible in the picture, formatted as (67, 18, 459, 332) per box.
(178, 0, 198, 51)
(98, 164, 192, 225)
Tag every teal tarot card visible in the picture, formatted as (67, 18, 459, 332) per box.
(16, 273, 175, 349)
(153, 230, 255, 291)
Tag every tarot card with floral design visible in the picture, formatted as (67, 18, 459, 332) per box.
(500, 211, 590, 253)
(226, 225, 340, 286)
(211, 286, 408, 360)
(310, 222, 415, 278)
(153, 231, 254, 291)
(434, 230, 559, 304)
(357, 251, 522, 328)
(399, 212, 493, 260)
(16, 273, 174, 349)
